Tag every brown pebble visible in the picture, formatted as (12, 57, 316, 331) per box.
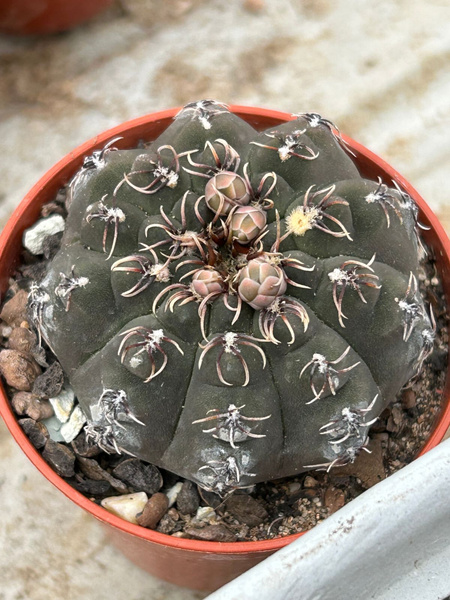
(334, 438, 386, 489)
(42, 439, 75, 477)
(156, 513, 178, 534)
(401, 388, 417, 410)
(32, 361, 64, 398)
(112, 458, 163, 495)
(71, 431, 102, 458)
(77, 456, 128, 493)
(137, 492, 169, 529)
(0, 290, 29, 325)
(12, 391, 54, 421)
(19, 418, 49, 449)
(8, 327, 36, 354)
(176, 480, 200, 516)
(225, 493, 268, 527)
(303, 476, 318, 488)
(73, 475, 111, 496)
(0, 349, 41, 391)
(324, 487, 345, 514)
(184, 524, 237, 542)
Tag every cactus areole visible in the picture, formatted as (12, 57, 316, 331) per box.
(31, 101, 434, 496)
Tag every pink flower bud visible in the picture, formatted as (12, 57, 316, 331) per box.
(237, 257, 287, 309)
(231, 206, 267, 244)
(191, 269, 225, 298)
(205, 171, 250, 216)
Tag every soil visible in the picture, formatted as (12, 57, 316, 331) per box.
(0, 190, 448, 543)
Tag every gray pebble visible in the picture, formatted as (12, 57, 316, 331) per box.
(19, 418, 49, 449)
(176, 480, 200, 516)
(78, 456, 128, 494)
(32, 361, 64, 398)
(184, 524, 237, 542)
(112, 459, 163, 495)
(42, 439, 75, 477)
(225, 493, 268, 527)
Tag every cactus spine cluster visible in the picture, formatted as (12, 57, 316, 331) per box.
(31, 100, 434, 495)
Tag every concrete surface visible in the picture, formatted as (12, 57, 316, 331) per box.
(207, 439, 450, 600)
(1, 1, 450, 599)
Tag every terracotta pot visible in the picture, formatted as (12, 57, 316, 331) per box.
(1, 106, 450, 593)
(0, 0, 112, 35)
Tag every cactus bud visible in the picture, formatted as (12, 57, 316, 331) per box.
(205, 171, 250, 216)
(230, 206, 267, 244)
(191, 269, 226, 298)
(237, 257, 287, 309)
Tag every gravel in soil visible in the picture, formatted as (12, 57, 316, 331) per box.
(0, 192, 447, 543)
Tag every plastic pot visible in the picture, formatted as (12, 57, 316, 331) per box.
(1, 106, 449, 593)
(0, 0, 113, 35)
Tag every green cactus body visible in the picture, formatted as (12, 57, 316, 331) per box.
(32, 101, 433, 495)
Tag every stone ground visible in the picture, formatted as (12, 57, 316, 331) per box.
(0, 1, 450, 598)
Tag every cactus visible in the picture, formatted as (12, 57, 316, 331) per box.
(30, 101, 434, 496)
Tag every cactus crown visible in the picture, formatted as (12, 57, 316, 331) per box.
(31, 101, 432, 495)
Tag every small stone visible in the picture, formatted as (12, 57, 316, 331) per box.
(77, 456, 129, 493)
(19, 418, 49, 449)
(225, 493, 268, 527)
(0, 323, 12, 338)
(136, 492, 169, 529)
(334, 438, 386, 489)
(20, 262, 48, 283)
(156, 513, 178, 534)
(401, 388, 417, 410)
(49, 387, 75, 423)
(42, 439, 75, 477)
(0, 290, 29, 325)
(184, 524, 237, 543)
(0, 349, 41, 391)
(197, 486, 223, 509)
(430, 348, 447, 372)
(31, 344, 49, 368)
(112, 459, 163, 495)
(41, 198, 66, 218)
(101, 492, 148, 524)
(303, 476, 318, 488)
(194, 506, 217, 524)
(42, 232, 63, 260)
(11, 391, 54, 420)
(23, 215, 65, 255)
(71, 431, 102, 458)
(288, 482, 301, 494)
(167, 507, 179, 521)
(60, 405, 87, 443)
(72, 476, 111, 496)
(176, 480, 200, 515)
(8, 327, 37, 354)
(32, 361, 64, 399)
(41, 415, 65, 442)
(165, 481, 183, 507)
(324, 487, 345, 514)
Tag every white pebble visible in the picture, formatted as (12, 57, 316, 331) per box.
(289, 482, 301, 494)
(41, 415, 65, 442)
(49, 387, 75, 423)
(60, 405, 87, 443)
(165, 482, 183, 507)
(23, 215, 65, 255)
(194, 506, 216, 523)
(101, 492, 148, 524)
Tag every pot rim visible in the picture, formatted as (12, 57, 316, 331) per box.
(1, 104, 450, 555)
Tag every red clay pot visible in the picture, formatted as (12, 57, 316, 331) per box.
(1, 107, 450, 593)
(0, 0, 112, 35)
